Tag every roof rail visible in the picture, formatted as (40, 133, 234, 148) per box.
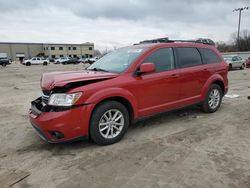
(137, 37, 215, 46)
(139, 37, 171, 44)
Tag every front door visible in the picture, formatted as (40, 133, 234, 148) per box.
(131, 48, 180, 117)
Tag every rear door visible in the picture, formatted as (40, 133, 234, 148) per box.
(175, 47, 210, 101)
(37, 57, 42, 64)
(236, 56, 244, 67)
(231, 56, 241, 68)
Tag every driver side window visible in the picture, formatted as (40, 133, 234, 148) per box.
(143, 48, 175, 72)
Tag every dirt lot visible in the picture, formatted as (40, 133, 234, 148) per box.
(0, 63, 250, 188)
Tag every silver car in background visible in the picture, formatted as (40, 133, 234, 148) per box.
(222, 55, 245, 70)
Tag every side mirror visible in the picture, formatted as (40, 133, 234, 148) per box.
(137, 63, 156, 75)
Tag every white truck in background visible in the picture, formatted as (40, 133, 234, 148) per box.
(23, 57, 49, 66)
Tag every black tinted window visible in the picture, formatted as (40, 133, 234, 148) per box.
(176, 48, 202, 68)
(199, 48, 220, 64)
(143, 48, 175, 72)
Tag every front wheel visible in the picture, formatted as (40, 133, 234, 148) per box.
(201, 84, 223, 113)
(90, 101, 129, 145)
(2, 63, 7, 67)
(240, 63, 245, 70)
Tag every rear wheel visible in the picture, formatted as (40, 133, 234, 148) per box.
(201, 84, 223, 113)
(90, 101, 129, 145)
(229, 64, 232, 70)
(43, 62, 48, 66)
(240, 63, 245, 70)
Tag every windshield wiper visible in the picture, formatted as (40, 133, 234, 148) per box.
(88, 67, 109, 72)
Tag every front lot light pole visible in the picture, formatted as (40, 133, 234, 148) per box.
(233, 7, 249, 50)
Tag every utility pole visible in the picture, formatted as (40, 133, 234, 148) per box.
(233, 7, 249, 50)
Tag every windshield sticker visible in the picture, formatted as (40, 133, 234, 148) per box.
(128, 49, 143, 53)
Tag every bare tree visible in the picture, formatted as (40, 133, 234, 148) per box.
(238, 30, 250, 51)
(217, 30, 250, 52)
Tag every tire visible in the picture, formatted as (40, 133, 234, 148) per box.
(201, 84, 223, 113)
(43, 62, 48, 66)
(26, 62, 31, 66)
(240, 63, 245, 70)
(2, 63, 7, 67)
(56, 61, 60, 64)
(90, 101, 129, 145)
(229, 64, 232, 70)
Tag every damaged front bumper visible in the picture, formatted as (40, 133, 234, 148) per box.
(29, 97, 94, 143)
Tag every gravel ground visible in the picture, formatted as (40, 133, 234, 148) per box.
(0, 63, 250, 188)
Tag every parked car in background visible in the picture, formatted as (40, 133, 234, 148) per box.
(222, 55, 245, 70)
(84, 57, 99, 64)
(90, 57, 99, 63)
(54, 57, 70, 64)
(0, 57, 11, 67)
(29, 38, 228, 145)
(245, 57, 250, 68)
(49, 58, 58, 63)
(23, 57, 49, 66)
(78, 58, 88, 64)
(61, 58, 80, 65)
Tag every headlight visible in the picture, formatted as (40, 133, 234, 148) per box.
(48, 92, 82, 106)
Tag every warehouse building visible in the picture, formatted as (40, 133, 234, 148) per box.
(0, 42, 94, 61)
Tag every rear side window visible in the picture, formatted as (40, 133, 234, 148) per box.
(236, 56, 242, 60)
(143, 48, 175, 72)
(176, 47, 202, 68)
(199, 48, 221, 64)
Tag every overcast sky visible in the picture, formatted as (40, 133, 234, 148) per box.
(0, 0, 249, 51)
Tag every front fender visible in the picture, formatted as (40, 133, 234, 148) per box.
(200, 74, 225, 101)
(84, 87, 139, 118)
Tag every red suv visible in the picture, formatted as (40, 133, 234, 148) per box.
(29, 38, 228, 145)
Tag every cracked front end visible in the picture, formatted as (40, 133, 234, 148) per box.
(29, 97, 94, 143)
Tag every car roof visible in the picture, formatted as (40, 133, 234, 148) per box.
(131, 42, 217, 50)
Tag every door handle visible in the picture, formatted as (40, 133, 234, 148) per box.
(170, 74, 179, 78)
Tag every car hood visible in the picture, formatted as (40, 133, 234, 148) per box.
(41, 70, 119, 90)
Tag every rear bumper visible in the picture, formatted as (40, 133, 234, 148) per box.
(29, 97, 95, 143)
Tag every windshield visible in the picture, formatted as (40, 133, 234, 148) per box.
(87, 47, 145, 73)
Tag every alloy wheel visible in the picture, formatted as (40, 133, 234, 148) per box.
(208, 89, 220, 109)
(99, 109, 124, 139)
